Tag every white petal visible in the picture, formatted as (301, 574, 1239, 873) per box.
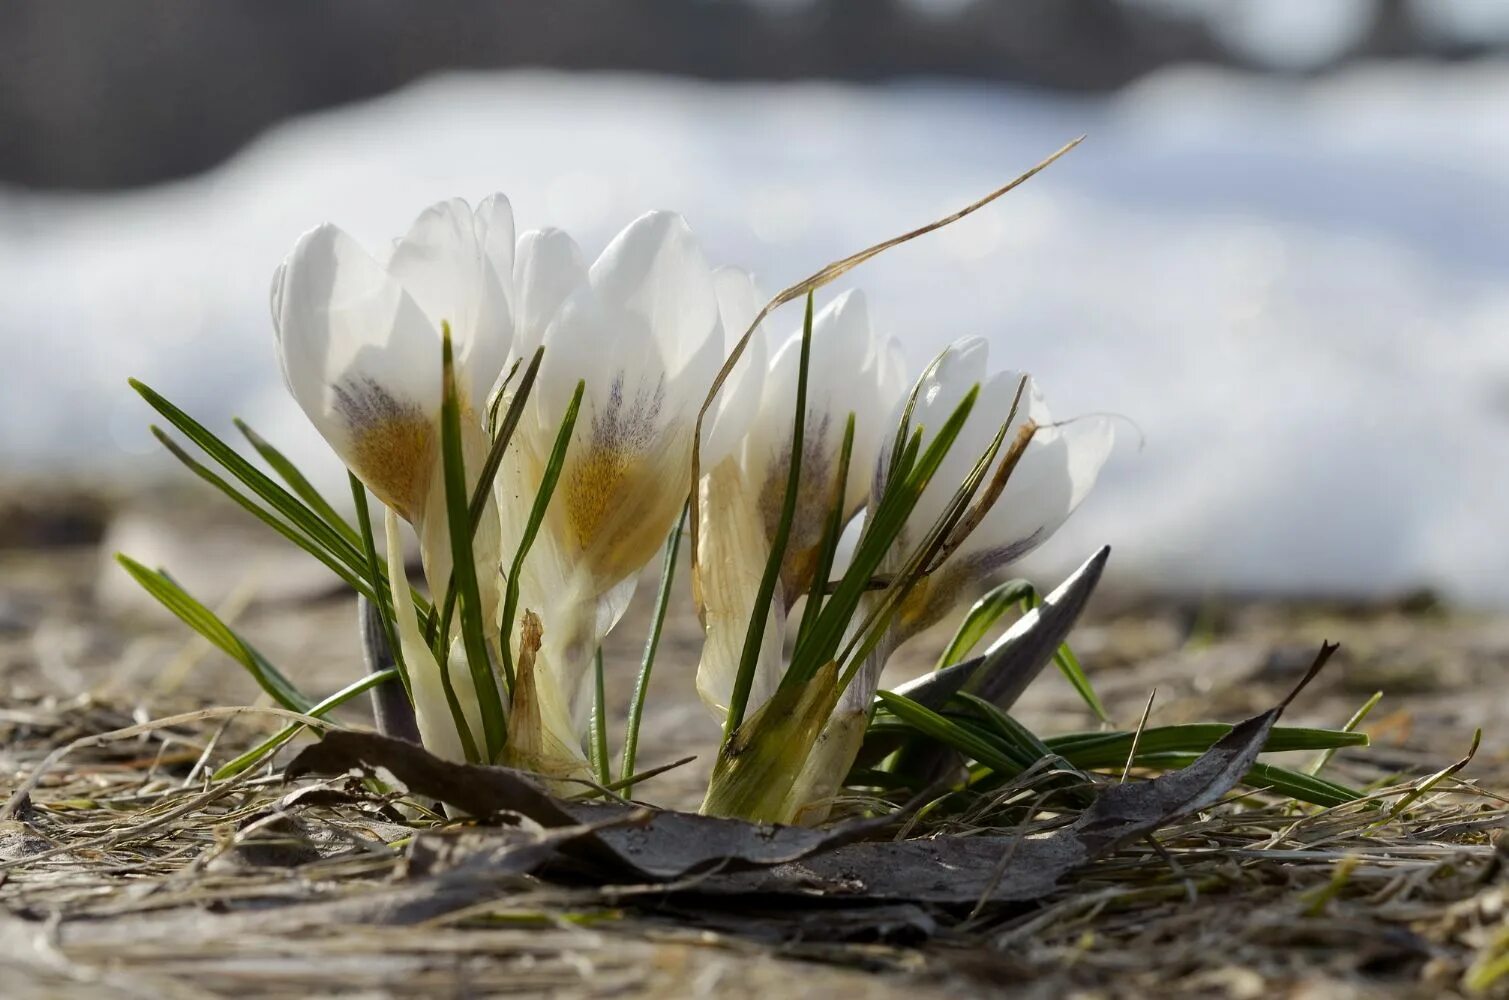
(514, 227, 589, 359)
(589, 210, 721, 384)
(385, 198, 482, 346)
(701, 267, 768, 467)
(963, 414, 1116, 568)
(273, 223, 441, 515)
(464, 193, 517, 408)
(745, 290, 903, 562)
(695, 458, 783, 721)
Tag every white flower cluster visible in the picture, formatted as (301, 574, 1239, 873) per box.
(271, 195, 1114, 820)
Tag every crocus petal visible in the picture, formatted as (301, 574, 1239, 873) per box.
(963, 413, 1116, 569)
(273, 223, 441, 519)
(385, 198, 483, 350)
(588, 210, 722, 384)
(695, 458, 784, 722)
(513, 227, 588, 361)
(465, 192, 517, 408)
(701, 267, 768, 469)
(742, 290, 906, 602)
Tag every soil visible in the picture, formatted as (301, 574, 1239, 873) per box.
(2, 493, 1506, 998)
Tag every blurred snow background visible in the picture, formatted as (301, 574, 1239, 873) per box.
(2, 62, 1506, 602)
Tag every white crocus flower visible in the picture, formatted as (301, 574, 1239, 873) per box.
(497, 211, 730, 777)
(791, 336, 1115, 821)
(695, 289, 908, 724)
(271, 196, 514, 760)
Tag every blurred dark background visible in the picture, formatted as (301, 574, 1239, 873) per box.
(4, 0, 1506, 191)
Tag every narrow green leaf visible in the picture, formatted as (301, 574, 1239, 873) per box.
(150, 427, 376, 602)
(499, 379, 585, 688)
(619, 509, 685, 789)
(210, 667, 399, 780)
(132, 380, 431, 622)
(874, 689, 1022, 778)
(1052, 639, 1111, 725)
(794, 413, 856, 648)
(236, 418, 358, 545)
(131, 381, 377, 591)
(934, 578, 1036, 669)
(428, 347, 545, 647)
(726, 292, 813, 739)
(953, 692, 1056, 762)
(439, 325, 508, 761)
(589, 646, 610, 786)
(116, 555, 312, 712)
(788, 385, 981, 691)
(350, 473, 410, 700)
(472, 346, 543, 530)
(1310, 690, 1382, 776)
(796, 380, 983, 693)
(1046, 724, 1369, 767)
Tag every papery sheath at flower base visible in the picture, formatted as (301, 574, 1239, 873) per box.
(270, 195, 515, 761)
(788, 336, 1116, 824)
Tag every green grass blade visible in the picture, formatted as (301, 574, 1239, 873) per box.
(150, 427, 377, 602)
(619, 509, 685, 789)
(439, 325, 508, 761)
(133, 380, 432, 623)
(235, 418, 358, 545)
(589, 646, 610, 786)
(725, 292, 814, 739)
(832, 389, 1000, 688)
(788, 386, 980, 690)
(472, 346, 542, 529)
(116, 555, 312, 712)
(427, 347, 544, 647)
(934, 578, 1036, 669)
(874, 689, 1022, 777)
(1051, 638, 1110, 725)
(498, 379, 585, 688)
(953, 692, 1056, 761)
(1046, 724, 1369, 767)
(130, 380, 375, 586)
(350, 473, 410, 700)
(1129, 752, 1363, 807)
(794, 413, 855, 648)
(210, 667, 399, 780)
(1310, 690, 1381, 776)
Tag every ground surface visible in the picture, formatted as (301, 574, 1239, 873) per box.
(1, 494, 1507, 998)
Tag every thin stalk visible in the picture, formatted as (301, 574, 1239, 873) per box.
(589, 647, 610, 786)
(794, 413, 855, 647)
(439, 325, 508, 761)
(211, 667, 399, 780)
(723, 293, 814, 741)
(427, 346, 544, 647)
(620, 509, 685, 789)
(498, 380, 585, 689)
